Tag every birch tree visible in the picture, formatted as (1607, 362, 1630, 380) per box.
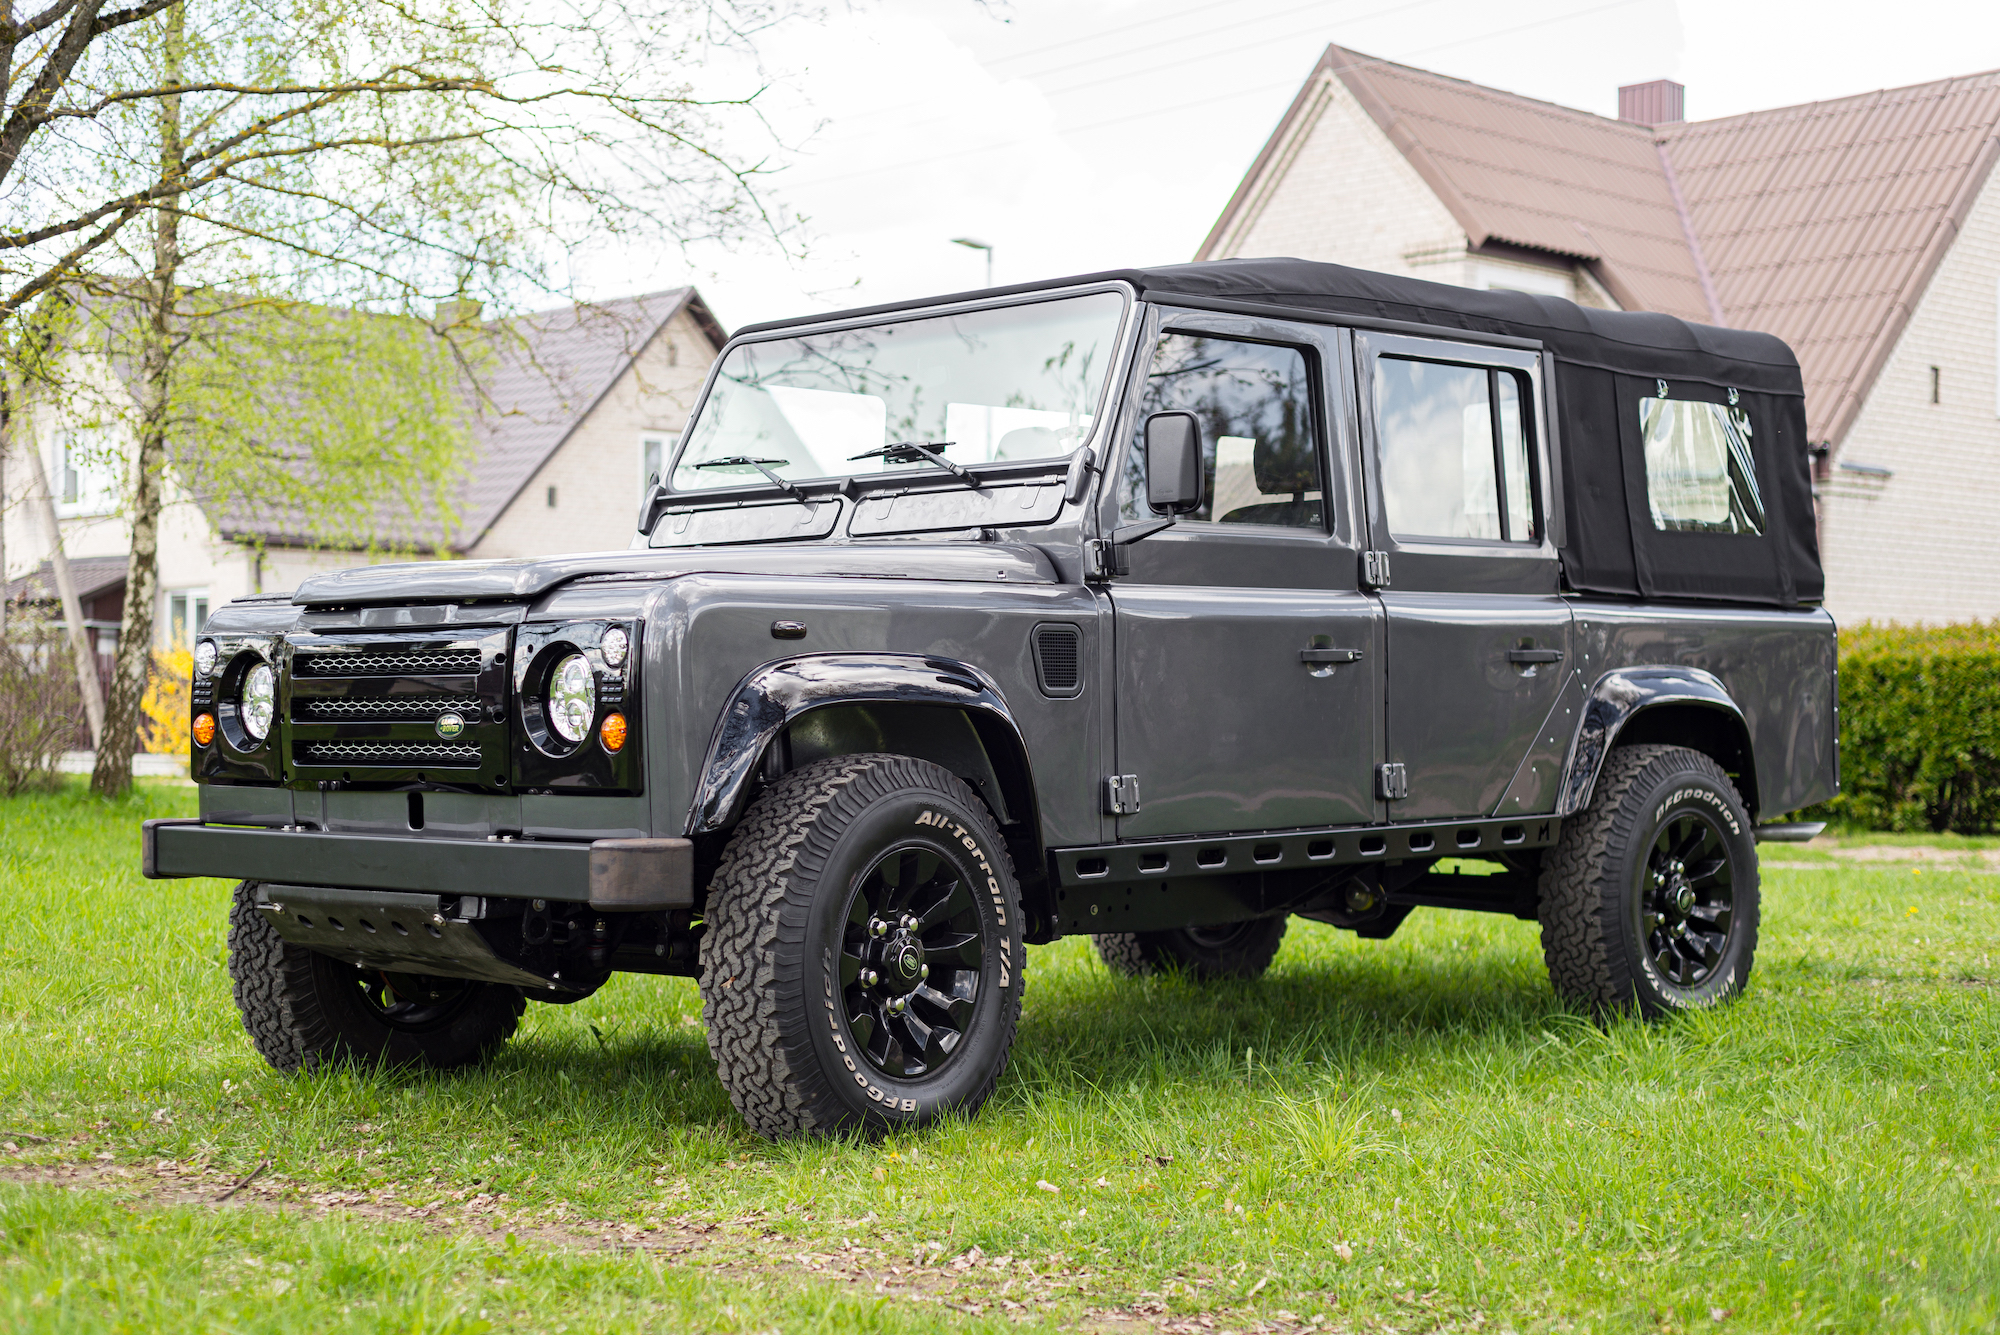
(1, 0, 803, 794)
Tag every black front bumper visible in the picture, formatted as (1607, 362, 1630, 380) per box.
(142, 819, 692, 910)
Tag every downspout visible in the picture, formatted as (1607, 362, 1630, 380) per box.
(1657, 137, 1726, 326)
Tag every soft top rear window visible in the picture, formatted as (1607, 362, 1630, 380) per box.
(1640, 396, 1763, 536)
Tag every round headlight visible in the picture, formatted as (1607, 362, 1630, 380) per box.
(547, 653, 596, 744)
(241, 662, 276, 740)
(194, 639, 218, 677)
(600, 625, 629, 668)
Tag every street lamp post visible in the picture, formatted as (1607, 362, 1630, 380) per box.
(951, 237, 994, 288)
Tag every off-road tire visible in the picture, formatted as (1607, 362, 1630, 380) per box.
(1092, 917, 1287, 981)
(1538, 744, 1759, 1018)
(227, 881, 525, 1071)
(699, 754, 1026, 1139)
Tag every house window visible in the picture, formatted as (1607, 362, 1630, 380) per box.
(1930, 365, 1940, 404)
(641, 434, 669, 494)
(1475, 263, 1572, 299)
(1640, 396, 1763, 535)
(546, 485, 558, 509)
(167, 589, 209, 647)
(53, 428, 122, 517)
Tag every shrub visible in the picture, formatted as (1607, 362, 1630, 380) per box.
(0, 611, 83, 797)
(1816, 621, 2000, 833)
(142, 640, 192, 755)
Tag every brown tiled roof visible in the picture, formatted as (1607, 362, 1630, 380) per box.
(4, 557, 127, 606)
(1203, 47, 2000, 446)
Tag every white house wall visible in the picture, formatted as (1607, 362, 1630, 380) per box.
(1820, 167, 2000, 626)
(469, 306, 715, 559)
(1200, 73, 1610, 309)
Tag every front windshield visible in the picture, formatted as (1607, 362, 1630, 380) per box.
(672, 291, 1126, 491)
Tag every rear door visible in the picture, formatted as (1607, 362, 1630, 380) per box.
(1109, 312, 1380, 839)
(1355, 332, 1575, 821)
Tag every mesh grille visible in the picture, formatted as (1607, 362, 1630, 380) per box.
(291, 695, 481, 721)
(297, 741, 481, 767)
(295, 649, 480, 676)
(1032, 624, 1082, 697)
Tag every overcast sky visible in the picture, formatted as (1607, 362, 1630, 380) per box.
(615, 0, 2000, 332)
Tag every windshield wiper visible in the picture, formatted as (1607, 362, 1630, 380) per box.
(848, 440, 976, 486)
(691, 455, 803, 498)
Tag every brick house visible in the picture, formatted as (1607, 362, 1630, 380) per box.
(1199, 48, 2000, 625)
(3, 288, 724, 661)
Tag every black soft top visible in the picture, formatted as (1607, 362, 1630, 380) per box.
(740, 258, 1822, 608)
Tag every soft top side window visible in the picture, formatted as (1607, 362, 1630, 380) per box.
(1120, 333, 1324, 531)
(1640, 395, 1764, 535)
(1373, 356, 1537, 544)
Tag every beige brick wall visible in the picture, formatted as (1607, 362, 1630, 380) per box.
(1202, 73, 1602, 308)
(470, 306, 716, 559)
(1820, 169, 2000, 626)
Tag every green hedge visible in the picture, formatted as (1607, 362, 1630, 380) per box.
(1815, 621, 2000, 832)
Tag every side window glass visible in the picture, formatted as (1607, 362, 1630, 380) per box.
(1640, 396, 1763, 535)
(1373, 357, 1537, 543)
(1123, 333, 1322, 529)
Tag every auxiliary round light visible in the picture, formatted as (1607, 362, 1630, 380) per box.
(599, 711, 629, 754)
(600, 625, 629, 668)
(194, 639, 218, 677)
(241, 662, 276, 740)
(192, 713, 217, 747)
(547, 653, 596, 744)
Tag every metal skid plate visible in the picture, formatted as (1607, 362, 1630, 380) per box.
(254, 884, 559, 991)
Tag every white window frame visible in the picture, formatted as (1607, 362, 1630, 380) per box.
(640, 432, 673, 496)
(1475, 262, 1573, 300)
(51, 427, 123, 518)
(166, 588, 210, 648)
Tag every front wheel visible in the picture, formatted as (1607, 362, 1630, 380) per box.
(699, 754, 1025, 1138)
(1538, 744, 1759, 1017)
(227, 881, 525, 1071)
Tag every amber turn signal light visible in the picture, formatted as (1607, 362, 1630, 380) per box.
(192, 713, 216, 747)
(599, 711, 628, 753)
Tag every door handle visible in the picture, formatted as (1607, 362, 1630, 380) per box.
(1300, 648, 1363, 664)
(1507, 648, 1564, 664)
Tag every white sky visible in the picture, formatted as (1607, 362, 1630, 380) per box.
(609, 0, 2000, 332)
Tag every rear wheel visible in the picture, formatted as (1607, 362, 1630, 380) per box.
(1093, 917, 1287, 981)
(1538, 744, 1759, 1017)
(227, 881, 525, 1071)
(699, 754, 1025, 1138)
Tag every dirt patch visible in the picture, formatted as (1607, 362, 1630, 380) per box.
(0, 1160, 1341, 1333)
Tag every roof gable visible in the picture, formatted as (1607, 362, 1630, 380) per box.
(1207, 46, 2000, 445)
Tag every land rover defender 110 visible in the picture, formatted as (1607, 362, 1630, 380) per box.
(145, 259, 1837, 1137)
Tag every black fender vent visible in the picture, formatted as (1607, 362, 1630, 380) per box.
(1032, 623, 1083, 698)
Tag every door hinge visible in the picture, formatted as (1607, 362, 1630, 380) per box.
(1105, 773, 1142, 815)
(1376, 762, 1408, 801)
(1361, 550, 1392, 590)
(1084, 539, 1126, 582)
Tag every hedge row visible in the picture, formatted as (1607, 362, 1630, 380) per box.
(1813, 621, 2000, 833)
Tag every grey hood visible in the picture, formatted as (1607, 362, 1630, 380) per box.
(291, 543, 1060, 606)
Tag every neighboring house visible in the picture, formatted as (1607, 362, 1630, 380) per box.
(1199, 48, 2000, 625)
(2, 288, 724, 652)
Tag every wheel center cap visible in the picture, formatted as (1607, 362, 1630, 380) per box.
(895, 944, 922, 978)
(1672, 883, 1696, 916)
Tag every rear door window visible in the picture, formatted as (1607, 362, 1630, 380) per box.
(1373, 356, 1536, 543)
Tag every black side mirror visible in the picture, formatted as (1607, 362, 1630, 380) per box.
(1144, 411, 1204, 515)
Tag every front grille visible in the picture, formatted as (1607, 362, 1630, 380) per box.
(296, 741, 482, 767)
(295, 649, 480, 676)
(291, 694, 481, 722)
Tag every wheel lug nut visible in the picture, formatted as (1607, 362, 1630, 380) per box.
(862, 969, 878, 987)
(901, 914, 918, 931)
(919, 963, 930, 980)
(869, 918, 888, 938)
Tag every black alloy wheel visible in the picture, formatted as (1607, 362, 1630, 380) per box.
(1538, 743, 1760, 1017)
(839, 846, 985, 1079)
(700, 753, 1026, 1138)
(1640, 813, 1736, 987)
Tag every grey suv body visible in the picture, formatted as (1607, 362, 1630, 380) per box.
(148, 259, 1837, 1136)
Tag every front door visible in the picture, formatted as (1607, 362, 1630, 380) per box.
(1356, 332, 1576, 822)
(1109, 314, 1380, 840)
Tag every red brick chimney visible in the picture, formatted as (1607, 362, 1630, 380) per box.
(1619, 80, 1684, 125)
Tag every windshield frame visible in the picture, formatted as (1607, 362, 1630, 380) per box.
(658, 281, 1139, 504)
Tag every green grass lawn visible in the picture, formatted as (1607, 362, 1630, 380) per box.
(2, 781, 1997, 1333)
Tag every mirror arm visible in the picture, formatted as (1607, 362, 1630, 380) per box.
(1110, 516, 1176, 546)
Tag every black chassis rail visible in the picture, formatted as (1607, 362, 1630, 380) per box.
(142, 819, 693, 911)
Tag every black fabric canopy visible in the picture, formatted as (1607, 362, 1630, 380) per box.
(740, 258, 1824, 608)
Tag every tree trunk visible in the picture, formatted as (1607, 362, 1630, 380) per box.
(13, 387, 107, 746)
(93, 4, 183, 797)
